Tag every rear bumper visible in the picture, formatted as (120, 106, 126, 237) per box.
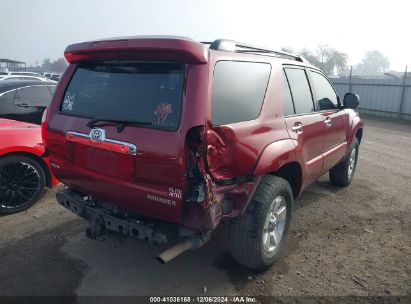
(49, 155, 183, 223)
(56, 189, 169, 245)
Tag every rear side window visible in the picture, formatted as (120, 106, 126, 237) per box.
(61, 61, 184, 131)
(15, 86, 52, 106)
(0, 90, 17, 114)
(211, 61, 271, 125)
(284, 68, 314, 114)
(19, 77, 38, 81)
(282, 70, 295, 116)
(309, 71, 339, 110)
(48, 85, 56, 94)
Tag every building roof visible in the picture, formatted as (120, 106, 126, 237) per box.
(0, 59, 26, 64)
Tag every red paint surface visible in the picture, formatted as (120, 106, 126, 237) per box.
(0, 118, 59, 187)
(45, 36, 363, 231)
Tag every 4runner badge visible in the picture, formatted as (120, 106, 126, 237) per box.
(89, 128, 106, 142)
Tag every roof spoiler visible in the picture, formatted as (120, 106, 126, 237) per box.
(64, 36, 208, 64)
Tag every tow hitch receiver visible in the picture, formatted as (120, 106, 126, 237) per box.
(85, 215, 105, 240)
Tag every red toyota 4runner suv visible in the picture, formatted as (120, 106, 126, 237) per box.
(44, 36, 363, 270)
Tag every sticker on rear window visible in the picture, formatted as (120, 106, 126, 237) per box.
(169, 187, 182, 199)
(62, 92, 75, 111)
(154, 103, 173, 125)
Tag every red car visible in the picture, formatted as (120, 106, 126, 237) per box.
(45, 37, 363, 269)
(0, 118, 58, 215)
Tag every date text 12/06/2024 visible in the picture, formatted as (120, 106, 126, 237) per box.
(149, 296, 258, 303)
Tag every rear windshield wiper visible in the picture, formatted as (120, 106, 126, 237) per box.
(87, 117, 152, 133)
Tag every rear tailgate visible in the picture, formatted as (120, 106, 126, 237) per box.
(46, 59, 188, 223)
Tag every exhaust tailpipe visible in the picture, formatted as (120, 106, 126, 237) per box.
(156, 233, 211, 264)
(156, 239, 194, 264)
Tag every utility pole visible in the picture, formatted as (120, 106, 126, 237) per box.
(399, 65, 408, 119)
(349, 66, 353, 93)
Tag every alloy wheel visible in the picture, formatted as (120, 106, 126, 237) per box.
(0, 162, 41, 210)
(262, 196, 287, 254)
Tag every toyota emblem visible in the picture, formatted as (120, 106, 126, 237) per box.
(89, 128, 106, 142)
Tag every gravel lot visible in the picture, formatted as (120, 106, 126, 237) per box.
(0, 116, 410, 299)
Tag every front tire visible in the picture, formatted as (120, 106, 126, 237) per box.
(329, 138, 359, 187)
(0, 155, 46, 215)
(229, 175, 293, 270)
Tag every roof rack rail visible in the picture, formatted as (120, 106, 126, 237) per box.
(202, 39, 308, 63)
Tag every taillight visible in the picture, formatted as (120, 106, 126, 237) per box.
(41, 108, 48, 145)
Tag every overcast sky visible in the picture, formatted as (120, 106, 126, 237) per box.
(1, 0, 409, 71)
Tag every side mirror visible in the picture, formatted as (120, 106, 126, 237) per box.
(343, 93, 360, 109)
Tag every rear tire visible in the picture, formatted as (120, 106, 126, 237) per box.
(229, 175, 293, 270)
(329, 138, 359, 187)
(0, 155, 46, 215)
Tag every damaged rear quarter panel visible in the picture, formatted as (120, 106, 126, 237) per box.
(183, 58, 294, 232)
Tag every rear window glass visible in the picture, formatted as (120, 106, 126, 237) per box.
(211, 61, 271, 125)
(61, 61, 184, 131)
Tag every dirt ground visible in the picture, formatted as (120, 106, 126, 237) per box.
(0, 116, 410, 299)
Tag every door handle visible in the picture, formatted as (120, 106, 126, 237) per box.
(291, 122, 303, 134)
(324, 117, 332, 127)
(16, 103, 32, 108)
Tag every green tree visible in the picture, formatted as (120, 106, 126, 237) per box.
(327, 50, 349, 74)
(314, 45, 348, 75)
(281, 47, 295, 54)
(51, 58, 68, 73)
(281, 45, 348, 75)
(299, 48, 321, 68)
(354, 50, 390, 74)
(41, 58, 52, 71)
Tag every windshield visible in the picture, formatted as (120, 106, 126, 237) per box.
(60, 61, 185, 131)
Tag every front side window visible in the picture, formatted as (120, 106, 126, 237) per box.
(284, 68, 314, 114)
(309, 71, 339, 110)
(211, 61, 271, 125)
(61, 61, 184, 131)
